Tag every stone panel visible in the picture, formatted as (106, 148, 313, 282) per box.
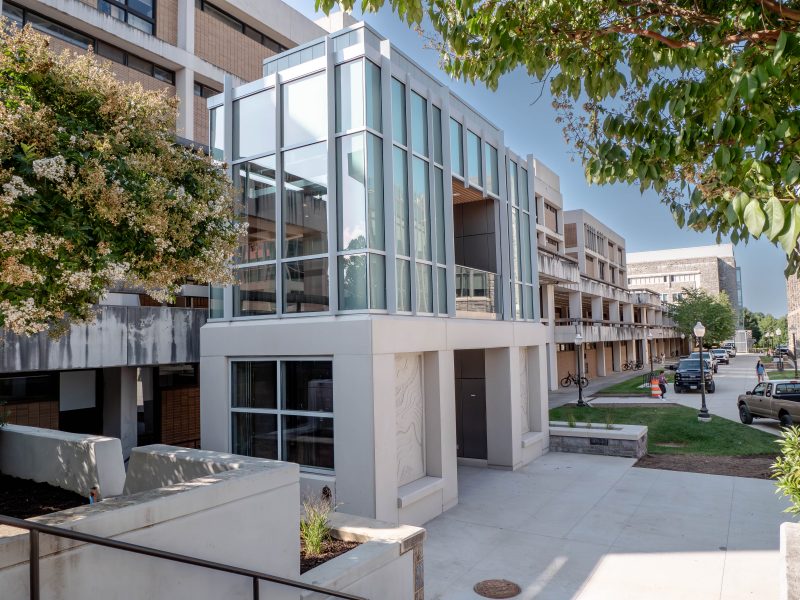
(549, 432, 647, 458)
(396, 353, 425, 487)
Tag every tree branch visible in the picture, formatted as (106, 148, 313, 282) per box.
(760, 0, 800, 22)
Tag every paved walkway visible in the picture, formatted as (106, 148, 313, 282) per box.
(425, 453, 789, 599)
(548, 363, 676, 409)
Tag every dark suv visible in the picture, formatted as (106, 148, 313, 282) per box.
(674, 358, 715, 394)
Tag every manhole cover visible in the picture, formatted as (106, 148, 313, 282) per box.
(473, 579, 522, 599)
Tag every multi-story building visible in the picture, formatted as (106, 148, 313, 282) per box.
(626, 244, 742, 314)
(0, 0, 342, 457)
(200, 22, 553, 526)
(787, 274, 800, 342)
(537, 189, 683, 390)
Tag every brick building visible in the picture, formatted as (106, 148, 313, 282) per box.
(0, 0, 347, 457)
(787, 274, 800, 339)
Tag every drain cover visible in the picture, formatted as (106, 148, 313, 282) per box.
(473, 579, 522, 599)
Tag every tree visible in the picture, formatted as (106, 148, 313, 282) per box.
(757, 312, 788, 344)
(0, 23, 243, 336)
(668, 288, 737, 346)
(319, 0, 800, 272)
(743, 307, 764, 342)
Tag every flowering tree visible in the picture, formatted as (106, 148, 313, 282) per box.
(0, 22, 243, 336)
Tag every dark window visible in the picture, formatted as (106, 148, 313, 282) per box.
(196, 0, 287, 53)
(194, 82, 221, 98)
(98, 0, 155, 35)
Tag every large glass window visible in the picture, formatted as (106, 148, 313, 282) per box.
(467, 130, 482, 187)
(438, 267, 447, 314)
(521, 215, 532, 283)
(518, 166, 530, 210)
(338, 253, 385, 310)
(337, 133, 384, 251)
(434, 167, 445, 263)
(391, 78, 406, 146)
(335, 61, 363, 133)
(416, 263, 432, 313)
(432, 106, 443, 165)
(231, 360, 333, 470)
(411, 92, 428, 157)
(508, 161, 518, 205)
(412, 157, 431, 261)
(485, 144, 499, 195)
(234, 264, 277, 316)
(209, 286, 224, 319)
(99, 0, 154, 35)
(210, 106, 224, 161)
(365, 61, 382, 132)
(283, 143, 328, 258)
(283, 73, 327, 147)
(234, 157, 277, 263)
(397, 259, 411, 311)
(393, 147, 410, 255)
(450, 119, 463, 176)
(283, 258, 329, 313)
(233, 90, 275, 159)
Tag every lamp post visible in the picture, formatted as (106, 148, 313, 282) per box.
(648, 330, 654, 375)
(575, 331, 587, 407)
(695, 321, 711, 422)
(793, 328, 798, 378)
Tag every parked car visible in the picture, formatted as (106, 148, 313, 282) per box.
(674, 358, 715, 393)
(722, 342, 737, 357)
(710, 348, 730, 365)
(738, 381, 800, 427)
(688, 351, 718, 373)
(776, 345, 790, 357)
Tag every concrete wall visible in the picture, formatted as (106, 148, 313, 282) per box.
(0, 451, 300, 600)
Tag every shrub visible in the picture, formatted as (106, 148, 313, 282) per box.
(566, 413, 577, 428)
(300, 496, 332, 556)
(773, 426, 800, 516)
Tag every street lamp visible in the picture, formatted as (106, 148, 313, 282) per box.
(575, 331, 588, 408)
(694, 321, 711, 422)
(792, 327, 798, 378)
(648, 330, 654, 375)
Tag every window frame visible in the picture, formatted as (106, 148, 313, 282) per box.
(98, 0, 156, 35)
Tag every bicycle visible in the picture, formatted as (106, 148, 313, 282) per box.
(622, 360, 644, 371)
(560, 371, 589, 388)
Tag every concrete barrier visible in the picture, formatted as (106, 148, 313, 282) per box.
(0, 424, 125, 497)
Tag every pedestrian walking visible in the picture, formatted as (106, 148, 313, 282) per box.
(658, 371, 668, 398)
(756, 360, 765, 383)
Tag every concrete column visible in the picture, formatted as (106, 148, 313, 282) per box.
(177, 0, 195, 53)
(622, 303, 634, 323)
(591, 296, 603, 323)
(596, 342, 607, 376)
(609, 300, 620, 323)
(102, 367, 138, 460)
(626, 340, 635, 363)
(542, 285, 559, 390)
(542, 284, 556, 325)
(175, 68, 195, 141)
(485, 347, 522, 470)
(528, 346, 548, 434)
(611, 341, 622, 371)
(648, 308, 656, 325)
(568, 291, 582, 322)
(423, 351, 458, 513)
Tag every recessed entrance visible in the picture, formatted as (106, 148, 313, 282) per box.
(454, 349, 487, 460)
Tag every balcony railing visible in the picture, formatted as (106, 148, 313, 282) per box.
(455, 265, 499, 316)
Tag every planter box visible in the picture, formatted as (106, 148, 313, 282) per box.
(549, 422, 648, 458)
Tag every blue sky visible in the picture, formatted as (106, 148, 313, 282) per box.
(285, 0, 788, 316)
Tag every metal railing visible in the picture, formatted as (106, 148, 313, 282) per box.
(0, 515, 366, 600)
(455, 265, 499, 314)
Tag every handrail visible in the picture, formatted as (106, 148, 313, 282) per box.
(0, 514, 366, 600)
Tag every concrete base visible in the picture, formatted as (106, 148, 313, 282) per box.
(548, 423, 648, 458)
(781, 522, 800, 600)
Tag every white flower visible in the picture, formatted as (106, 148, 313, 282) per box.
(1, 176, 36, 204)
(32, 156, 68, 182)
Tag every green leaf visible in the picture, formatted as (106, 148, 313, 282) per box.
(786, 161, 800, 186)
(779, 204, 800, 254)
(743, 201, 766, 237)
(765, 196, 786, 240)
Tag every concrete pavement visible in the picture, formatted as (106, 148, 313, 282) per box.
(424, 453, 790, 599)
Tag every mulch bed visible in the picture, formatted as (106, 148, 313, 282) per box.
(300, 538, 360, 574)
(635, 453, 778, 479)
(0, 474, 86, 519)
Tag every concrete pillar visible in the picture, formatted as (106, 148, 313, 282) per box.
(546, 342, 558, 391)
(423, 351, 458, 513)
(622, 303, 634, 323)
(591, 296, 603, 323)
(542, 284, 555, 324)
(175, 68, 195, 141)
(543, 285, 559, 390)
(612, 341, 622, 371)
(648, 308, 656, 325)
(626, 340, 636, 363)
(568, 291, 582, 322)
(177, 0, 195, 53)
(609, 300, 620, 323)
(596, 342, 607, 377)
(102, 367, 138, 460)
(485, 347, 522, 470)
(528, 346, 548, 434)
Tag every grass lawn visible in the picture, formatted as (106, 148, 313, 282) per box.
(597, 372, 674, 395)
(549, 404, 779, 456)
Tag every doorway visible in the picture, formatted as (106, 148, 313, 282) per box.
(454, 349, 487, 460)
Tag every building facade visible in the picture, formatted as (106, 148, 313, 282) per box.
(788, 274, 800, 342)
(0, 0, 335, 457)
(200, 23, 551, 526)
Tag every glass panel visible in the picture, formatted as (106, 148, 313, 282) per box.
(335, 60, 363, 133)
(412, 157, 431, 261)
(366, 133, 384, 250)
(338, 254, 367, 310)
(467, 130, 482, 187)
(432, 106, 443, 164)
(128, 0, 154, 18)
(96, 41, 126, 64)
(2, 4, 24, 25)
(521, 214, 532, 283)
(450, 119, 463, 176)
(282, 361, 332, 411)
(282, 415, 334, 470)
(416, 263, 432, 313)
(391, 78, 406, 145)
(410, 92, 428, 156)
(235, 156, 277, 263)
(209, 285, 224, 319)
(232, 362, 276, 409)
(282, 73, 327, 147)
(524, 285, 534, 319)
(518, 166, 529, 211)
(283, 258, 329, 313)
(393, 147, 409, 256)
(233, 90, 275, 160)
(337, 134, 367, 251)
(126, 55, 152, 76)
(434, 167, 445, 263)
(234, 264, 276, 316)
(438, 267, 447, 314)
(485, 144, 499, 195)
(283, 142, 328, 258)
(511, 208, 521, 282)
(210, 106, 224, 161)
(508, 161, 518, 206)
(396, 259, 411, 311)
(515, 283, 523, 319)
(369, 253, 386, 309)
(127, 13, 153, 34)
(232, 412, 277, 460)
(365, 61, 382, 132)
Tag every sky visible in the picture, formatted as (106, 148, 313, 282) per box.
(284, 1, 788, 316)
